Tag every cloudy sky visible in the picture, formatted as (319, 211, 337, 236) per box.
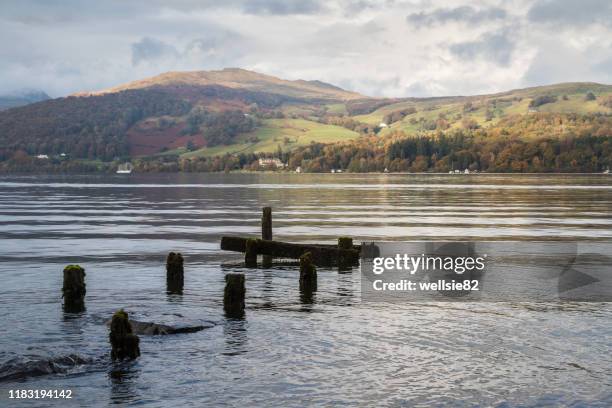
(1, 0, 612, 97)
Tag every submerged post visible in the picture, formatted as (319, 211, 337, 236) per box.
(299, 252, 317, 292)
(166, 252, 184, 294)
(262, 207, 273, 267)
(245, 238, 258, 268)
(224, 273, 246, 318)
(62, 265, 86, 312)
(109, 309, 140, 361)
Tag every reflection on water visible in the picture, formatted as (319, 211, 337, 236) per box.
(0, 173, 611, 406)
(223, 318, 248, 357)
(109, 362, 141, 405)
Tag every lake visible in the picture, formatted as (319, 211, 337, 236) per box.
(0, 173, 611, 407)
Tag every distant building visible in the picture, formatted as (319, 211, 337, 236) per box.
(258, 158, 285, 169)
(464, 169, 470, 174)
(379, 122, 388, 128)
(36, 154, 49, 159)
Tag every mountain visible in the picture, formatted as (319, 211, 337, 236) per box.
(0, 89, 50, 111)
(75, 68, 363, 101)
(0, 68, 610, 169)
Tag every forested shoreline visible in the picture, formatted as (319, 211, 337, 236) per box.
(1, 112, 611, 174)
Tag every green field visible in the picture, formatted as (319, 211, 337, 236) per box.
(183, 118, 359, 158)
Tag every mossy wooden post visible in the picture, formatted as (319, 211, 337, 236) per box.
(166, 252, 184, 294)
(262, 207, 273, 267)
(109, 309, 140, 361)
(224, 273, 246, 318)
(62, 265, 86, 312)
(245, 238, 258, 268)
(338, 237, 353, 270)
(299, 252, 317, 292)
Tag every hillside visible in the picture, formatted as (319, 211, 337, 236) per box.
(354, 82, 612, 134)
(0, 69, 611, 172)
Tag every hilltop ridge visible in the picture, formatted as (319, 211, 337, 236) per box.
(74, 68, 364, 101)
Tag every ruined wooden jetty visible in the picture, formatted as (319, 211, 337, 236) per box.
(220, 236, 360, 267)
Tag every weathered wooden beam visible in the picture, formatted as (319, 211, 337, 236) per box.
(221, 236, 360, 266)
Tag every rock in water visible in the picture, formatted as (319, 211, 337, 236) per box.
(0, 354, 91, 382)
(109, 309, 140, 361)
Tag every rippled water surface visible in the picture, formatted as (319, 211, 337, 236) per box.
(0, 173, 611, 407)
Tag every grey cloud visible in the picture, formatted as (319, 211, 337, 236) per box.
(242, 0, 324, 15)
(522, 44, 591, 86)
(405, 82, 430, 97)
(0, 0, 326, 24)
(594, 55, 612, 76)
(336, 76, 401, 97)
(183, 31, 249, 65)
(527, 0, 612, 27)
(3, 0, 612, 98)
(131, 29, 248, 68)
(131, 37, 179, 66)
(407, 6, 507, 27)
(449, 30, 515, 66)
(305, 20, 385, 57)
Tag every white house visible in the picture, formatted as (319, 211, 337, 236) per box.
(36, 154, 49, 159)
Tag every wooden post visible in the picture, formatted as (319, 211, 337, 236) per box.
(62, 265, 86, 312)
(299, 252, 317, 292)
(166, 252, 184, 294)
(109, 309, 140, 360)
(338, 237, 353, 250)
(262, 207, 273, 267)
(224, 273, 246, 318)
(338, 237, 354, 270)
(245, 239, 258, 267)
